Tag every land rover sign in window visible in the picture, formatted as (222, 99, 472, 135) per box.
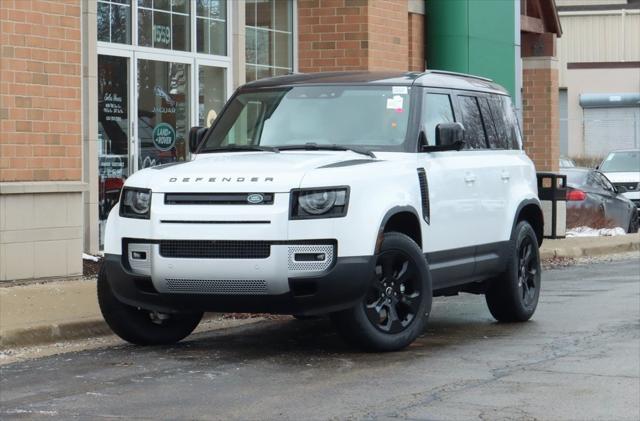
(137, 59, 189, 169)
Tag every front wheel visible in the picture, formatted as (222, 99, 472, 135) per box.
(331, 232, 432, 352)
(97, 265, 203, 345)
(485, 221, 541, 322)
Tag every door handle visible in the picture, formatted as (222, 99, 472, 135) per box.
(501, 171, 510, 181)
(464, 173, 476, 184)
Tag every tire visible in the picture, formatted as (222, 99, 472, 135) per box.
(331, 232, 432, 352)
(485, 221, 541, 322)
(97, 265, 203, 345)
(628, 211, 639, 234)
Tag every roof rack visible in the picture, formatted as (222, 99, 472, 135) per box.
(426, 70, 494, 83)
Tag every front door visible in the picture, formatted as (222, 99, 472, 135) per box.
(417, 90, 478, 287)
(136, 59, 190, 170)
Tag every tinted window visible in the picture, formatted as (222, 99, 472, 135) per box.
(501, 96, 522, 149)
(423, 93, 455, 146)
(487, 97, 510, 149)
(479, 97, 499, 148)
(458, 95, 487, 149)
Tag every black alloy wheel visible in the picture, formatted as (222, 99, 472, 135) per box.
(517, 237, 538, 309)
(364, 250, 422, 334)
(331, 232, 432, 352)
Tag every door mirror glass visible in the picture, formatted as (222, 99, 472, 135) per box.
(189, 126, 207, 153)
(435, 122, 465, 147)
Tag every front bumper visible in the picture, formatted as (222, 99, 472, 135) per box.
(103, 252, 375, 315)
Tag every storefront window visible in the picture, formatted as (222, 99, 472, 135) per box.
(98, 55, 130, 248)
(245, 0, 294, 81)
(196, 0, 227, 56)
(97, 0, 132, 44)
(137, 60, 190, 169)
(199, 66, 226, 127)
(138, 0, 190, 51)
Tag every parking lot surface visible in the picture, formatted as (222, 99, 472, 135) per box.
(1, 258, 639, 420)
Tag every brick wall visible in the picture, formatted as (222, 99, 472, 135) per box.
(408, 12, 425, 72)
(298, 0, 369, 72)
(368, 0, 408, 71)
(522, 59, 560, 172)
(297, 0, 412, 73)
(0, 0, 82, 182)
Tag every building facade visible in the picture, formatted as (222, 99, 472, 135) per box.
(1, 0, 562, 281)
(556, 0, 640, 158)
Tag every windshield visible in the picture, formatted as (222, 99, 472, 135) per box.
(599, 151, 640, 172)
(201, 86, 412, 152)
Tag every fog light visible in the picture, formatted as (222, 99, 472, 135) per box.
(295, 253, 326, 262)
(131, 251, 147, 260)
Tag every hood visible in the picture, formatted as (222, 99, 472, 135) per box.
(602, 172, 640, 183)
(126, 151, 374, 193)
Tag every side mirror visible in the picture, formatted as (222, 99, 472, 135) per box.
(421, 122, 465, 152)
(188, 126, 207, 153)
(436, 122, 465, 147)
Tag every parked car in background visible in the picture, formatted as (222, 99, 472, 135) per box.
(561, 167, 638, 233)
(598, 149, 640, 220)
(559, 156, 576, 168)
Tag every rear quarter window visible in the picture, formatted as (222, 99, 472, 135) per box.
(458, 95, 488, 149)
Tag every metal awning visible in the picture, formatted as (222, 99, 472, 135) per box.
(579, 93, 640, 108)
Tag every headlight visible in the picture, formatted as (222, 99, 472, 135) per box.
(120, 187, 152, 219)
(290, 187, 349, 219)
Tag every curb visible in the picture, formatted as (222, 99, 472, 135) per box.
(539, 236, 640, 260)
(0, 320, 111, 349)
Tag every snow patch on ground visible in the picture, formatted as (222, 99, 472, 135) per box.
(566, 226, 627, 237)
(82, 253, 100, 262)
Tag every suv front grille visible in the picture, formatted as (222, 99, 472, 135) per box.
(159, 240, 271, 259)
(164, 193, 274, 205)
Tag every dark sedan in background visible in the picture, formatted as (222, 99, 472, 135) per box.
(561, 168, 638, 233)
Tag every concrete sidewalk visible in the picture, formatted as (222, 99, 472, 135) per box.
(1, 234, 638, 348)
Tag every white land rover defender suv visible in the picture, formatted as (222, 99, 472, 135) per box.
(99, 71, 544, 351)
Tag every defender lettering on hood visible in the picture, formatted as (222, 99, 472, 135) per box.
(169, 177, 275, 183)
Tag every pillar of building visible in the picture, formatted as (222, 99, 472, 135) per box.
(522, 56, 560, 172)
(297, 0, 418, 73)
(0, 0, 86, 281)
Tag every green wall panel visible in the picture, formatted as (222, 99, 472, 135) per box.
(427, 0, 517, 97)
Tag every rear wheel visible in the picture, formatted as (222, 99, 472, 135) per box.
(628, 211, 639, 233)
(97, 265, 203, 345)
(331, 232, 432, 352)
(485, 221, 541, 322)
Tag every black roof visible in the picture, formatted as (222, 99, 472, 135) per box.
(241, 71, 509, 95)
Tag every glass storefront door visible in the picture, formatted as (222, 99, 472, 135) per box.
(98, 55, 130, 249)
(137, 59, 190, 169)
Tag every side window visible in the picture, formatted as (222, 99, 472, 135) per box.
(501, 96, 522, 150)
(478, 97, 499, 148)
(487, 96, 510, 149)
(422, 93, 455, 146)
(458, 95, 487, 149)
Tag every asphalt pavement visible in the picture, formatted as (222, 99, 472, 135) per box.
(1, 258, 639, 420)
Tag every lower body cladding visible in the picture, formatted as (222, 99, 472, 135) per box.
(103, 239, 375, 315)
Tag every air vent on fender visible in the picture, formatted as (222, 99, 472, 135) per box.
(417, 168, 430, 224)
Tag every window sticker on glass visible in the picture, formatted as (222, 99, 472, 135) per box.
(386, 95, 404, 110)
(392, 86, 408, 95)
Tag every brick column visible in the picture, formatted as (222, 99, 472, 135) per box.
(522, 57, 560, 172)
(297, 0, 412, 73)
(0, 0, 86, 281)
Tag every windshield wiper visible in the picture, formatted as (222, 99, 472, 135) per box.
(277, 143, 376, 158)
(202, 145, 279, 153)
